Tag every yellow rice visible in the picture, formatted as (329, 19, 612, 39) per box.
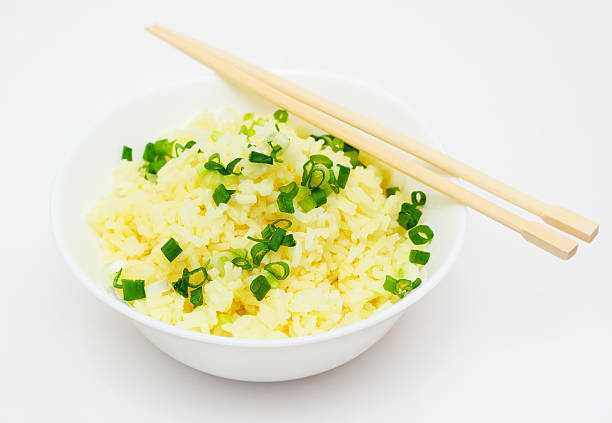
(87, 110, 428, 339)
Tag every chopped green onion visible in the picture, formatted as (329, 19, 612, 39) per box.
(267, 141, 284, 163)
(271, 219, 292, 230)
(383, 275, 421, 298)
(336, 164, 350, 189)
(398, 203, 422, 230)
(251, 242, 269, 266)
(225, 158, 243, 175)
(250, 275, 272, 301)
(281, 234, 297, 247)
(277, 182, 299, 213)
(122, 279, 146, 301)
(147, 158, 166, 174)
(204, 153, 242, 175)
(386, 187, 400, 197)
(121, 146, 133, 161)
(161, 238, 182, 262)
(310, 154, 333, 168)
(261, 224, 274, 240)
(409, 250, 430, 265)
(273, 109, 288, 123)
(185, 267, 208, 288)
(189, 286, 203, 308)
(408, 225, 434, 245)
(172, 277, 189, 298)
(307, 167, 326, 189)
(212, 184, 235, 206)
(248, 151, 274, 164)
(298, 188, 327, 212)
(231, 257, 252, 270)
(243, 112, 254, 121)
(268, 228, 286, 252)
(112, 269, 123, 288)
(411, 190, 426, 206)
(174, 140, 197, 156)
(143, 142, 156, 162)
(264, 261, 290, 280)
(301, 160, 314, 186)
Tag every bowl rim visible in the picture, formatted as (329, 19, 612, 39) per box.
(51, 69, 466, 348)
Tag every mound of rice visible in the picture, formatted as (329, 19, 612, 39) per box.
(87, 110, 428, 339)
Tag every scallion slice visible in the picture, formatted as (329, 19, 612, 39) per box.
(250, 275, 272, 301)
(281, 234, 297, 247)
(212, 184, 235, 206)
(248, 151, 274, 164)
(398, 203, 422, 230)
(411, 191, 426, 206)
(409, 249, 430, 265)
(112, 268, 123, 288)
(386, 187, 400, 197)
(122, 279, 146, 301)
(204, 153, 242, 175)
(298, 188, 327, 212)
(264, 261, 290, 280)
(121, 146, 133, 161)
(408, 225, 434, 245)
(268, 228, 286, 252)
(277, 182, 298, 213)
(231, 257, 252, 270)
(301, 160, 314, 186)
(336, 164, 350, 189)
(273, 109, 288, 123)
(185, 267, 208, 288)
(383, 275, 421, 298)
(271, 219, 292, 230)
(251, 242, 269, 266)
(189, 286, 203, 308)
(310, 154, 333, 168)
(161, 238, 182, 262)
(172, 276, 189, 298)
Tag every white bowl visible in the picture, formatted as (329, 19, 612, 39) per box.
(52, 71, 466, 382)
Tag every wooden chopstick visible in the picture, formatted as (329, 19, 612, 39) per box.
(146, 25, 579, 260)
(147, 25, 598, 244)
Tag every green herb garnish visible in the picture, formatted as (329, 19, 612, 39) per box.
(411, 191, 426, 206)
(277, 182, 299, 213)
(248, 151, 274, 164)
(383, 275, 421, 298)
(189, 286, 203, 308)
(409, 250, 430, 265)
(407, 225, 434, 245)
(204, 153, 243, 175)
(397, 203, 422, 230)
(298, 188, 327, 212)
(385, 187, 400, 197)
(243, 112, 254, 121)
(250, 275, 272, 301)
(273, 109, 288, 123)
(264, 261, 290, 280)
(161, 238, 182, 262)
(121, 279, 146, 301)
(212, 184, 235, 206)
(122, 146, 133, 161)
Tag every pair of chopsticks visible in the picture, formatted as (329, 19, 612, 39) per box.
(146, 24, 599, 260)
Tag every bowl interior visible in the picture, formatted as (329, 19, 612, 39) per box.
(52, 71, 465, 343)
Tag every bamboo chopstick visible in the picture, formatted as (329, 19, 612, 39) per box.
(146, 25, 579, 260)
(147, 25, 598, 244)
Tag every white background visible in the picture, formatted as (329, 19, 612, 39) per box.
(3, 0, 611, 421)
